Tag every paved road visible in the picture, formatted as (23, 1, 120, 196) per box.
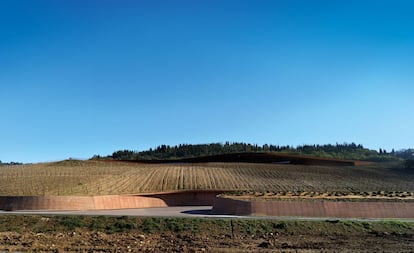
(1, 206, 414, 222)
(0, 206, 226, 218)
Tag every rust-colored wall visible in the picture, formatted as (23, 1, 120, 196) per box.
(211, 197, 252, 216)
(212, 197, 414, 218)
(0, 195, 168, 211)
(0, 191, 224, 211)
(148, 190, 225, 206)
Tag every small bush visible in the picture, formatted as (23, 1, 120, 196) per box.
(405, 160, 414, 169)
(362, 222, 372, 230)
(58, 216, 86, 230)
(274, 222, 287, 230)
(325, 219, 340, 224)
(111, 217, 137, 232)
(382, 221, 411, 229)
(88, 216, 107, 231)
(165, 218, 191, 233)
(141, 218, 162, 233)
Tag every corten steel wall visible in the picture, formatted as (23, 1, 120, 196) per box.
(147, 190, 224, 206)
(212, 198, 414, 218)
(211, 197, 252, 216)
(0, 195, 168, 211)
(0, 190, 224, 211)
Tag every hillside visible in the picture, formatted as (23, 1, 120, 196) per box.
(0, 160, 413, 196)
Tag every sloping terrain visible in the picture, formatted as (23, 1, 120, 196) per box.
(125, 152, 359, 166)
(0, 160, 413, 196)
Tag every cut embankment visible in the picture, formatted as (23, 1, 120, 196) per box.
(212, 196, 414, 218)
(0, 190, 224, 211)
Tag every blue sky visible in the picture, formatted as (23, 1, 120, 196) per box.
(1, 0, 413, 163)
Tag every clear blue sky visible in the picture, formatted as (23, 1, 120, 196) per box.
(1, 0, 413, 163)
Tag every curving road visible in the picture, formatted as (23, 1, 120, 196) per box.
(1, 206, 414, 222)
(0, 206, 222, 218)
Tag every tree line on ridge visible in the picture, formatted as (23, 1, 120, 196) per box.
(96, 142, 412, 162)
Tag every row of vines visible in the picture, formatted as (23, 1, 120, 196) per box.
(0, 161, 413, 196)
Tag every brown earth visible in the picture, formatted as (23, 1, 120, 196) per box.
(2, 230, 413, 252)
(0, 216, 413, 252)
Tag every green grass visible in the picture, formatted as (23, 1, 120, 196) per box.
(0, 215, 413, 238)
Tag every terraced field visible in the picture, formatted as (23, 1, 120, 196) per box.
(0, 160, 413, 196)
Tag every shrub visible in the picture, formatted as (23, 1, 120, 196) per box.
(58, 216, 86, 230)
(141, 218, 161, 233)
(405, 160, 414, 169)
(274, 222, 287, 230)
(111, 217, 137, 232)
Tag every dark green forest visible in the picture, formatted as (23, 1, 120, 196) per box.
(0, 161, 22, 166)
(2, 143, 412, 165)
(99, 142, 411, 162)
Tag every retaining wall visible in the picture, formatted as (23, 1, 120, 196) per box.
(0, 190, 225, 211)
(212, 197, 414, 218)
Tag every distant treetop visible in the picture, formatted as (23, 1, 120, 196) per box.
(98, 142, 405, 162)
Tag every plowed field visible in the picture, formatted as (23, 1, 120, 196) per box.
(0, 160, 413, 196)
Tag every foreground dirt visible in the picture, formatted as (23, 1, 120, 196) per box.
(0, 216, 413, 252)
(1, 230, 413, 252)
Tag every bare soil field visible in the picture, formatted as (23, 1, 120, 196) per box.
(0, 160, 413, 196)
(0, 216, 413, 252)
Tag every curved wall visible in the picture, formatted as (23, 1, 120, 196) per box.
(0, 190, 225, 211)
(211, 196, 252, 216)
(212, 197, 414, 218)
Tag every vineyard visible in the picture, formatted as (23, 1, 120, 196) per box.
(0, 160, 413, 196)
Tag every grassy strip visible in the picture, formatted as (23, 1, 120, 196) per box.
(0, 216, 413, 237)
